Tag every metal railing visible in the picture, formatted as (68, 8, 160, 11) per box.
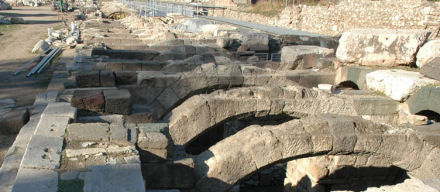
(116, 0, 225, 18)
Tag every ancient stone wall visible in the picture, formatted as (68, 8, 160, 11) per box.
(211, 0, 440, 36)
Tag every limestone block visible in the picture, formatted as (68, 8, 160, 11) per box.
(217, 37, 238, 49)
(66, 123, 109, 142)
(41, 102, 76, 119)
(348, 96, 398, 116)
(71, 90, 105, 112)
(280, 45, 334, 70)
(76, 70, 101, 88)
(139, 148, 167, 163)
(11, 168, 58, 192)
(0, 108, 30, 135)
(420, 57, 440, 81)
(138, 123, 169, 134)
(84, 164, 146, 192)
(175, 19, 213, 33)
(330, 135, 357, 154)
(417, 39, 440, 68)
(241, 33, 269, 51)
(103, 89, 132, 115)
(10, 17, 25, 24)
(406, 87, 440, 115)
(66, 36, 77, 47)
(21, 135, 64, 169)
(138, 132, 169, 150)
(318, 84, 334, 93)
(142, 163, 194, 188)
(34, 116, 70, 137)
(336, 29, 429, 66)
(366, 70, 439, 101)
(31, 40, 49, 53)
(407, 114, 428, 125)
(100, 69, 116, 87)
(106, 62, 123, 71)
(109, 123, 130, 145)
(114, 71, 138, 85)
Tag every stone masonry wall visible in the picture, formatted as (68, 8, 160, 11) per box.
(211, 0, 440, 36)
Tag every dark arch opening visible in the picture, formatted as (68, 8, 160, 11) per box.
(335, 81, 360, 91)
(416, 110, 440, 123)
(238, 162, 409, 192)
(185, 114, 296, 155)
(285, 166, 409, 192)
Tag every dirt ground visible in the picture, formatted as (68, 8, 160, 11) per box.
(0, 6, 66, 166)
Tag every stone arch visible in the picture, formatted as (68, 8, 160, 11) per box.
(138, 64, 297, 119)
(193, 115, 440, 192)
(185, 114, 297, 155)
(168, 85, 360, 147)
(415, 110, 440, 122)
(335, 80, 360, 91)
(406, 87, 440, 116)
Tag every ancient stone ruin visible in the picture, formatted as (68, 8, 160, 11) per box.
(1, 0, 440, 192)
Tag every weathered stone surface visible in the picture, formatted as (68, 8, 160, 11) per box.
(169, 86, 358, 146)
(31, 40, 49, 53)
(103, 89, 132, 115)
(175, 19, 213, 33)
(217, 37, 239, 50)
(66, 36, 77, 47)
(114, 71, 138, 85)
(240, 33, 269, 51)
(142, 163, 194, 188)
(65, 148, 106, 158)
(420, 57, 440, 81)
(41, 102, 76, 119)
(84, 164, 146, 192)
(406, 87, 440, 116)
(407, 114, 428, 125)
(10, 17, 25, 24)
(139, 148, 167, 163)
(71, 90, 105, 112)
(66, 123, 109, 142)
(193, 115, 439, 192)
(346, 96, 399, 116)
(417, 39, 440, 68)
(21, 135, 64, 169)
(366, 70, 439, 101)
(34, 116, 70, 137)
(0, 115, 40, 192)
(336, 29, 429, 66)
(138, 123, 169, 133)
(76, 70, 101, 88)
(280, 45, 334, 70)
(138, 132, 168, 150)
(11, 168, 58, 192)
(100, 69, 116, 87)
(0, 108, 30, 135)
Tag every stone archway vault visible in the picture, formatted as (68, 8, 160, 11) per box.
(169, 85, 361, 147)
(193, 114, 440, 192)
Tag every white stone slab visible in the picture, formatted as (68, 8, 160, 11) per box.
(41, 102, 77, 119)
(0, 115, 41, 192)
(34, 116, 70, 137)
(11, 168, 58, 192)
(84, 164, 146, 192)
(366, 69, 439, 101)
(21, 135, 64, 169)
